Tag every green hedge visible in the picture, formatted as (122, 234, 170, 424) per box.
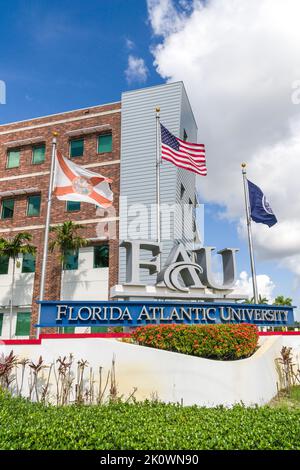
(131, 324, 259, 360)
(0, 391, 299, 450)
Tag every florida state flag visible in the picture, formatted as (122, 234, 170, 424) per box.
(53, 151, 113, 208)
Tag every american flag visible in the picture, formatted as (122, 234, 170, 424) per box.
(160, 124, 207, 176)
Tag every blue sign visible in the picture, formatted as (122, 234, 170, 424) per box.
(37, 300, 295, 328)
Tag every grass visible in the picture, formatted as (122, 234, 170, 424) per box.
(0, 389, 300, 450)
(270, 386, 300, 409)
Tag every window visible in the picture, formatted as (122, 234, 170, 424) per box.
(27, 195, 41, 217)
(183, 129, 188, 141)
(180, 184, 185, 199)
(59, 327, 75, 334)
(32, 145, 45, 164)
(1, 199, 14, 219)
(15, 312, 31, 337)
(94, 245, 109, 268)
(0, 256, 9, 275)
(70, 139, 84, 158)
(22, 253, 36, 273)
(91, 327, 108, 333)
(7, 149, 20, 169)
(66, 201, 81, 212)
(63, 250, 79, 270)
(98, 134, 112, 153)
(0, 313, 3, 336)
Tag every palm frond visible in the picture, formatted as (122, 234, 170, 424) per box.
(0, 232, 36, 259)
(48, 221, 88, 257)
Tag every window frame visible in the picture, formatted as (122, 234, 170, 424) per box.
(69, 138, 84, 158)
(22, 252, 36, 273)
(27, 194, 41, 217)
(66, 201, 81, 212)
(93, 244, 109, 269)
(97, 133, 112, 154)
(1, 198, 15, 219)
(63, 249, 79, 271)
(59, 326, 75, 334)
(15, 311, 31, 337)
(0, 255, 9, 275)
(32, 144, 46, 165)
(6, 149, 20, 169)
(91, 326, 108, 333)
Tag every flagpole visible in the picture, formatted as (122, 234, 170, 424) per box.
(241, 162, 259, 304)
(36, 133, 58, 338)
(155, 107, 161, 268)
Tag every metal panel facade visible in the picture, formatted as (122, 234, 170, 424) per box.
(119, 82, 198, 284)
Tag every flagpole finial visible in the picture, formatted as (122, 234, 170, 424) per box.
(241, 162, 246, 168)
(156, 107, 160, 113)
(52, 131, 59, 137)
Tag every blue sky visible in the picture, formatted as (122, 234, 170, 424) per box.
(0, 0, 297, 316)
(0, 0, 163, 122)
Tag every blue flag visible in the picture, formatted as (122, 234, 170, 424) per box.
(247, 180, 277, 227)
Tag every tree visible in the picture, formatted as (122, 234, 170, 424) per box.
(49, 221, 88, 265)
(257, 295, 269, 304)
(49, 222, 88, 334)
(0, 233, 36, 339)
(273, 296, 293, 306)
(243, 295, 269, 304)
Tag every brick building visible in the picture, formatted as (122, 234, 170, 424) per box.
(0, 82, 199, 338)
(0, 101, 121, 338)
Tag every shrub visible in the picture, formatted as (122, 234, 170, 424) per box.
(0, 390, 299, 450)
(131, 324, 259, 360)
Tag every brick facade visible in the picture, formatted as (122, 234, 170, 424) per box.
(0, 102, 121, 337)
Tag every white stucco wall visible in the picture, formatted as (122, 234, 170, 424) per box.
(1, 334, 299, 407)
(61, 247, 109, 301)
(0, 256, 34, 307)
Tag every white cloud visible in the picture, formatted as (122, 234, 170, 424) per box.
(235, 271, 276, 302)
(125, 55, 149, 84)
(147, 0, 300, 278)
(146, 0, 187, 37)
(125, 38, 135, 50)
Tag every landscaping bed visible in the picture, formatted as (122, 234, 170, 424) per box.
(131, 324, 259, 360)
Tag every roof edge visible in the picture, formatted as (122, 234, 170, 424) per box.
(0, 100, 121, 128)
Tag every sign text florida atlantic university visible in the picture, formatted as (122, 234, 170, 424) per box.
(38, 300, 294, 328)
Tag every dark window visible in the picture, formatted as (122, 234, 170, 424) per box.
(66, 201, 81, 212)
(63, 250, 79, 270)
(1, 199, 14, 219)
(27, 195, 41, 216)
(98, 134, 112, 153)
(0, 256, 9, 275)
(0, 313, 3, 336)
(183, 129, 188, 141)
(70, 139, 84, 158)
(7, 149, 20, 169)
(15, 312, 31, 337)
(180, 184, 185, 199)
(22, 253, 36, 273)
(94, 245, 109, 268)
(59, 327, 75, 334)
(32, 145, 45, 164)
